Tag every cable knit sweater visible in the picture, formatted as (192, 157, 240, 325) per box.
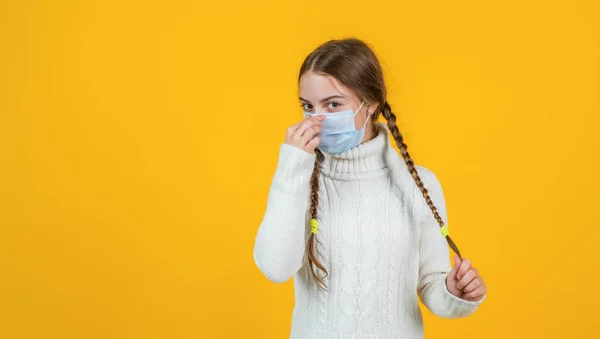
(253, 121, 486, 339)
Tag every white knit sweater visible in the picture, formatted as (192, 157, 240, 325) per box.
(253, 122, 486, 339)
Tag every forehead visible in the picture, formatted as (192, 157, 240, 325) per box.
(298, 71, 353, 100)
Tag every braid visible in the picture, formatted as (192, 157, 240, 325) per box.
(306, 149, 329, 290)
(381, 101, 463, 259)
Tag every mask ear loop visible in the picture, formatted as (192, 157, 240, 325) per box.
(362, 113, 371, 128)
(352, 101, 366, 117)
(352, 101, 370, 128)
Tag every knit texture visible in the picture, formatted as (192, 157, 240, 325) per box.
(253, 122, 486, 339)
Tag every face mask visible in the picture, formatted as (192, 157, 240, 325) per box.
(303, 101, 368, 154)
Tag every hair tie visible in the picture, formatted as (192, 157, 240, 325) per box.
(440, 225, 449, 237)
(310, 218, 319, 234)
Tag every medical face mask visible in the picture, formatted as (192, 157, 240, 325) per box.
(303, 101, 369, 154)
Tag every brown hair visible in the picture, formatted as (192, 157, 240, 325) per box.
(298, 38, 462, 291)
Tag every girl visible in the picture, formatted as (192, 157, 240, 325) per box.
(253, 38, 487, 339)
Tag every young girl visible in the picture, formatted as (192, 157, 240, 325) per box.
(253, 38, 487, 339)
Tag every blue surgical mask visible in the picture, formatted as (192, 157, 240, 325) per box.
(303, 101, 368, 154)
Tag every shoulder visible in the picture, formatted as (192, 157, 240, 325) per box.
(414, 165, 442, 190)
(381, 138, 443, 201)
(414, 164, 435, 179)
(412, 164, 448, 224)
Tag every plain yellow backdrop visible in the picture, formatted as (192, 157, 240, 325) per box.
(1, 0, 599, 338)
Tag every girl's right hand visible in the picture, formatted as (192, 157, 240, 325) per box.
(285, 115, 325, 155)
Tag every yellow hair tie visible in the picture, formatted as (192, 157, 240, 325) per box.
(440, 225, 449, 237)
(310, 218, 319, 234)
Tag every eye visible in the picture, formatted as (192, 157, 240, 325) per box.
(301, 103, 312, 111)
(327, 101, 340, 110)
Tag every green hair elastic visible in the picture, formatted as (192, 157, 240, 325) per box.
(310, 218, 319, 234)
(440, 225, 449, 237)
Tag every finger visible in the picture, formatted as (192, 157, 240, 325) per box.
(305, 136, 320, 152)
(288, 113, 314, 132)
(462, 275, 481, 293)
(456, 257, 471, 281)
(294, 118, 322, 140)
(286, 117, 308, 140)
(447, 255, 461, 282)
(463, 286, 485, 301)
(457, 269, 478, 290)
(300, 124, 322, 147)
(457, 268, 477, 290)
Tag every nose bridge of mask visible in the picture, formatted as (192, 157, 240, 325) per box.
(310, 101, 365, 116)
(306, 101, 365, 116)
(303, 101, 366, 134)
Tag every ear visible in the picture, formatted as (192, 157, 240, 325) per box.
(366, 102, 379, 115)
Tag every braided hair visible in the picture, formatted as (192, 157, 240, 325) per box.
(299, 38, 461, 290)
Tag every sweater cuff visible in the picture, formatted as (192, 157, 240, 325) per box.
(271, 143, 317, 194)
(442, 274, 487, 317)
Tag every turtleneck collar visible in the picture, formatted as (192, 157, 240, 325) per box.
(320, 122, 397, 180)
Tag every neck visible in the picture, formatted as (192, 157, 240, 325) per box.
(319, 121, 392, 180)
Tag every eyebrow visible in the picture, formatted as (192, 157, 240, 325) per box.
(299, 95, 347, 104)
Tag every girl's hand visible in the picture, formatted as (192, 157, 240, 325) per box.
(285, 115, 325, 155)
(446, 255, 487, 302)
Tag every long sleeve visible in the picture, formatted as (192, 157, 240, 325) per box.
(253, 143, 316, 283)
(415, 165, 486, 318)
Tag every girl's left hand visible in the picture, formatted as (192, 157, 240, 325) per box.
(446, 255, 487, 302)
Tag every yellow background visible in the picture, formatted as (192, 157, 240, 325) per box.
(1, 0, 598, 338)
